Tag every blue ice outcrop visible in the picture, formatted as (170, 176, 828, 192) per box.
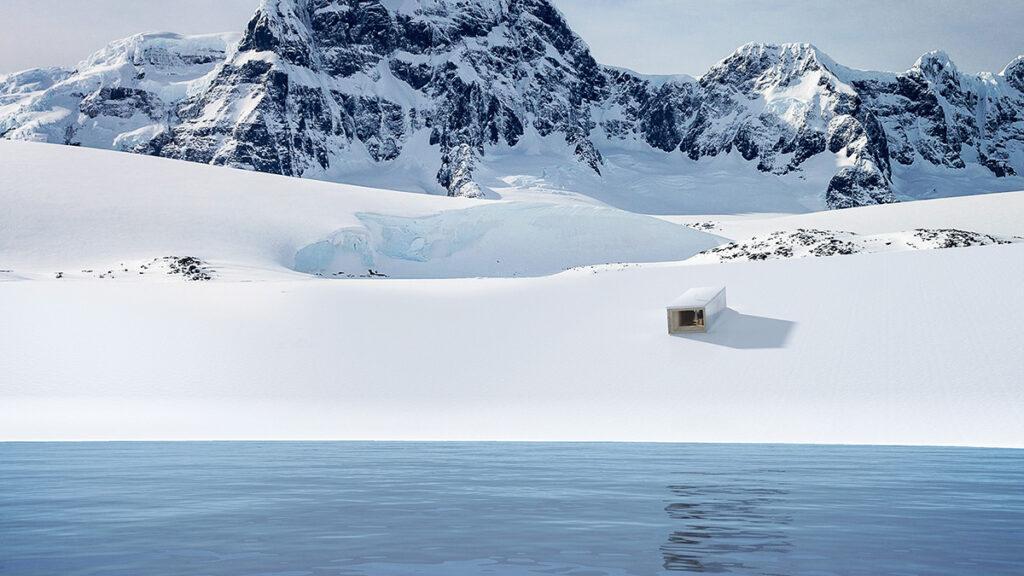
(293, 203, 726, 279)
(294, 228, 375, 276)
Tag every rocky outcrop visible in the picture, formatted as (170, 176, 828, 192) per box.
(695, 228, 1014, 262)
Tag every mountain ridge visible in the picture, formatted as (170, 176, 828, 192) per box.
(2, 0, 1023, 211)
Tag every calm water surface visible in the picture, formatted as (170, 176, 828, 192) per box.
(1, 442, 1022, 575)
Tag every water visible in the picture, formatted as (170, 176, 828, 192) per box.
(1, 443, 1022, 575)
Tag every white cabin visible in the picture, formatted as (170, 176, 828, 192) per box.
(667, 286, 727, 334)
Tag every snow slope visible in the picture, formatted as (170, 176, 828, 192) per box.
(666, 191, 1024, 240)
(1, 141, 1023, 446)
(0, 141, 722, 279)
(2, 244, 1022, 446)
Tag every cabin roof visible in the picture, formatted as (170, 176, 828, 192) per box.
(668, 286, 725, 309)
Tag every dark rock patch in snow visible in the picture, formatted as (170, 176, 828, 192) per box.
(911, 228, 1010, 249)
(74, 257, 217, 280)
(161, 256, 214, 281)
(683, 221, 721, 232)
(697, 228, 1013, 262)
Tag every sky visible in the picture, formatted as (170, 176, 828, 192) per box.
(0, 0, 1022, 76)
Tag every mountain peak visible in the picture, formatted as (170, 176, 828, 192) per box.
(77, 32, 236, 73)
(158, 0, 607, 197)
(1001, 54, 1024, 91)
(237, 0, 584, 75)
(912, 50, 959, 79)
(729, 42, 831, 63)
(703, 42, 840, 88)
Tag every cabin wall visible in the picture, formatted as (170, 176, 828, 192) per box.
(704, 288, 728, 329)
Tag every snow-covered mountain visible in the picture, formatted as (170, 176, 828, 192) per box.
(0, 33, 235, 151)
(2, 0, 1023, 210)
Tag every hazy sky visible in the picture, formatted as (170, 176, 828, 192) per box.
(1, 0, 1022, 76)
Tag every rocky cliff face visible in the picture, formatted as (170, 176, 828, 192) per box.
(151, 0, 609, 198)
(847, 51, 1024, 181)
(600, 43, 895, 207)
(2, 0, 1023, 210)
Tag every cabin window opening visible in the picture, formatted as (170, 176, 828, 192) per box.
(675, 309, 704, 328)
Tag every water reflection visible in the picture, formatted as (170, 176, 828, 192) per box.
(661, 474, 792, 573)
(3, 444, 1022, 576)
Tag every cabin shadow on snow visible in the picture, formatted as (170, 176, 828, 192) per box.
(672, 309, 796, 350)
